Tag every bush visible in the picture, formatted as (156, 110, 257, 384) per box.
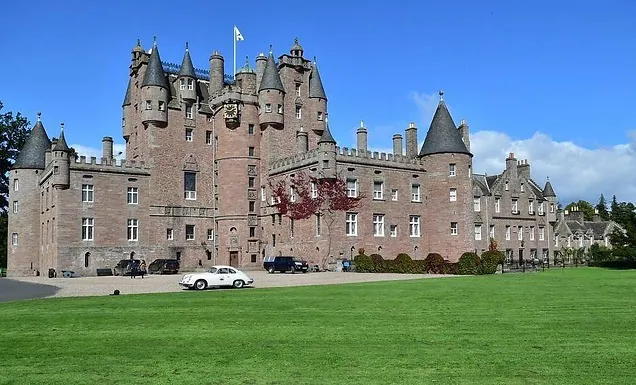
(457, 252, 481, 275)
(391, 253, 415, 273)
(370, 254, 385, 272)
(443, 262, 459, 275)
(480, 250, 504, 275)
(353, 253, 373, 272)
(424, 253, 445, 274)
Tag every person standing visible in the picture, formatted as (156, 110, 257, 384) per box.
(139, 260, 147, 278)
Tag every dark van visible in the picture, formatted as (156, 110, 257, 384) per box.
(148, 259, 180, 275)
(263, 256, 308, 274)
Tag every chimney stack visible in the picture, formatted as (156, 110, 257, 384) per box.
(357, 120, 368, 153)
(392, 134, 403, 156)
(102, 136, 114, 165)
(405, 122, 418, 158)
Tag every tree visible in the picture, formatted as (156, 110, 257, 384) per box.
(269, 172, 362, 268)
(595, 194, 610, 221)
(564, 200, 595, 221)
(610, 195, 620, 221)
(0, 101, 30, 213)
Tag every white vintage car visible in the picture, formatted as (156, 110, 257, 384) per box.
(179, 266, 254, 290)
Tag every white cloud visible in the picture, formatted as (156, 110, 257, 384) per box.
(70, 143, 126, 162)
(411, 91, 441, 125)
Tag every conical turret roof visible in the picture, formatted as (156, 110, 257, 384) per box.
(52, 126, 70, 152)
(122, 78, 133, 107)
(543, 178, 556, 197)
(178, 43, 196, 78)
(258, 51, 285, 92)
(12, 113, 51, 170)
(318, 122, 336, 144)
(419, 92, 471, 157)
(309, 61, 327, 100)
(142, 40, 169, 89)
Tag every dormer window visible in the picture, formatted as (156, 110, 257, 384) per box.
(187, 79, 194, 90)
(180, 79, 186, 90)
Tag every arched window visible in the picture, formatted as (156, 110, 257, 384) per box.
(84, 252, 91, 268)
(130, 251, 136, 259)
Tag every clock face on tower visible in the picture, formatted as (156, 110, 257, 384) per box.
(224, 103, 238, 119)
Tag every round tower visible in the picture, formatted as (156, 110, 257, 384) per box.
(420, 92, 474, 262)
(235, 56, 257, 94)
(209, 51, 225, 96)
(297, 125, 309, 153)
(255, 53, 267, 90)
(141, 38, 169, 127)
(178, 42, 197, 102)
(258, 48, 285, 130)
(317, 122, 337, 179)
(7, 113, 51, 276)
(51, 123, 70, 189)
(308, 58, 327, 134)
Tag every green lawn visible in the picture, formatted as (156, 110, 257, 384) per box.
(1, 268, 635, 385)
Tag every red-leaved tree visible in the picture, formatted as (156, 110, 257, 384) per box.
(269, 172, 362, 268)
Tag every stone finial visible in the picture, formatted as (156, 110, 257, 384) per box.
(37, 112, 42, 121)
(153, 36, 157, 46)
(360, 120, 364, 128)
(269, 44, 273, 54)
(60, 122, 64, 132)
(185, 42, 189, 51)
(439, 90, 444, 101)
(136, 38, 141, 47)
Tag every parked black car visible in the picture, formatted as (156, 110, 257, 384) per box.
(148, 259, 180, 275)
(113, 259, 141, 276)
(263, 256, 308, 274)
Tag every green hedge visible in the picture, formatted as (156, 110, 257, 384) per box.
(458, 252, 481, 275)
(480, 250, 504, 275)
(424, 253, 445, 274)
(353, 253, 457, 275)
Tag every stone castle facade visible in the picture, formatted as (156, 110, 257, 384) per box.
(7, 37, 561, 276)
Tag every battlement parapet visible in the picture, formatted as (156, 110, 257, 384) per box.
(268, 149, 321, 175)
(71, 157, 150, 174)
(210, 86, 258, 108)
(335, 146, 424, 169)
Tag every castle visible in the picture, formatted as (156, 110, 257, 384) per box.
(7, 37, 565, 276)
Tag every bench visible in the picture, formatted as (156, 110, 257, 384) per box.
(96, 268, 113, 276)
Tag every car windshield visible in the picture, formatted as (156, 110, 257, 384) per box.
(207, 267, 218, 274)
(293, 257, 303, 262)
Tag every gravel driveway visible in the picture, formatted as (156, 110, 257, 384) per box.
(8, 270, 457, 299)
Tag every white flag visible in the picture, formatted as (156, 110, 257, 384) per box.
(234, 26, 244, 41)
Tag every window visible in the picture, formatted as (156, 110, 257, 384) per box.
(167, 228, 174, 240)
(248, 124, 254, 135)
(450, 222, 458, 236)
(122, 117, 126, 127)
(295, 83, 301, 96)
(207, 229, 214, 241)
(261, 186, 266, 202)
(13, 179, 18, 191)
(158, 101, 165, 111)
(411, 185, 420, 202)
(495, 198, 501, 213)
(265, 103, 272, 113)
(272, 234, 276, 247)
(290, 187, 296, 202)
(539, 227, 545, 241)
(346, 213, 357, 236)
(317, 111, 324, 121)
(529, 200, 534, 214)
(474, 225, 482, 240)
(295, 106, 302, 119)
(538, 202, 544, 215)
(82, 184, 94, 202)
(214, 136, 219, 151)
(409, 215, 420, 237)
(346, 179, 357, 198)
(530, 226, 535, 241)
(248, 147, 255, 157)
(180, 79, 186, 90)
(187, 78, 194, 90)
(185, 128, 193, 142)
(390, 225, 397, 237)
(449, 163, 456, 177)
(505, 225, 511, 240)
(248, 177, 255, 188)
(126, 187, 139, 204)
(290, 219, 294, 238)
(127, 219, 138, 241)
(315, 214, 321, 236)
(473, 198, 481, 212)
(185, 225, 195, 240)
(11, 233, 18, 246)
(449, 188, 457, 202)
(373, 214, 385, 237)
(82, 218, 94, 241)
(12, 201, 18, 214)
(550, 203, 555, 213)
(391, 189, 398, 201)
(489, 225, 495, 239)
(520, 183, 524, 192)
(248, 201, 255, 212)
(249, 227, 255, 237)
(518, 226, 523, 241)
(512, 199, 518, 214)
(373, 181, 384, 200)
(277, 104, 283, 114)
(206, 131, 212, 145)
(311, 182, 318, 198)
(145, 100, 152, 110)
(184, 172, 197, 200)
(505, 181, 509, 190)
(185, 105, 193, 119)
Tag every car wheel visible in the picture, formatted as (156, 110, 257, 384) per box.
(194, 280, 207, 290)
(233, 280, 244, 288)
(268, 266, 275, 274)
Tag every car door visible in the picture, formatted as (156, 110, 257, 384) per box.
(215, 268, 231, 286)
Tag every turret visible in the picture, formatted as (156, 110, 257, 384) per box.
(543, 177, 557, 222)
(8, 113, 51, 276)
(51, 123, 70, 189)
(290, 37, 304, 57)
(393, 134, 403, 156)
(178, 42, 197, 102)
(141, 38, 169, 126)
(122, 77, 133, 140)
(405, 122, 418, 158)
(255, 53, 267, 90)
(419, 91, 473, 261)
(356, 120, 368, 153)
(258, 48, 285, 130)
(317, 121, 337, 179)
(209, 50, 224, 95)
(308, 59, 327, 133)
(297, 125, 309, 153)
(102, 136, 114, 165)
(505, 152, 518, 182)
(235, 56, 257, 94)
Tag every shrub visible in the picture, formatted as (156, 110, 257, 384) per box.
(370, 254, 385, 272)
(443, 262, 459, 275)
(457, 252, 481, 275)
(353, 253, 373, 272)
(480, 250, 504, 275)
(391, 253, 415, 273)
(424, 253, 445, 274)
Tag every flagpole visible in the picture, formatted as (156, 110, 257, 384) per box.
(233, 25, 237, 77)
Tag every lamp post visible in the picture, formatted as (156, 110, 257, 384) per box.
(521, 240, 525, 273)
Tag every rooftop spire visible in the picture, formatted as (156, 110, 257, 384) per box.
(37, 112, 41, 121)
(308, 59, 327, 100)
(259, 50, 285, 92)
(142, 38, 169, 89)
(543, 177, 556, 197)
(419, 92, 471, 157)
(53, 123, 70, 152)
(178, 42, 196, 78)
(12, 113, 51, 170)
(318, 121, 336, 144)
(439, 90, 444, 101)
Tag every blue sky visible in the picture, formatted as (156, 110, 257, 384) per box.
(2, 0, 636, 204)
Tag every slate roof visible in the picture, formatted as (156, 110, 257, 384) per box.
(472, 174, 490, 195)
(122, 78, 133, 107)
(258, 52, 285, 92)
(52, 129, 70, 152)
(419, 99, 471, 157)
(198, 81, 213, 114)
(178, 44, 196, 78)
(309, 63, 327, 100)
(142, 44, 169, 89)
(12, 116, 51, 170)
(318, 122, 336, 144)
(543, 179, 556, 197)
